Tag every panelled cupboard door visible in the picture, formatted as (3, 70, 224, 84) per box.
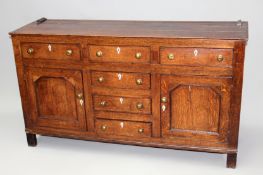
(26, 68, 86, 131)
(161, 75, 232, 143)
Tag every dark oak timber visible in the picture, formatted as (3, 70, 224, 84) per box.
(10, 19, 248, 168)
(26, 133, 37, 146)
(227, 153, 237, 168)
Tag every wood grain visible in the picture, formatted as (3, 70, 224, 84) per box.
(10, 19, 248, 168)
(91, 71, 151, 89)
(160, 47, 233, 67)
(10, 19, 248, 40)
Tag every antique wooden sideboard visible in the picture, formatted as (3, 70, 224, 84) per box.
(10, 18, 248, 168)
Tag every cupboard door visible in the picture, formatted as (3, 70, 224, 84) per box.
(161, 75, 231, 142)
(26, 68, 86, 130)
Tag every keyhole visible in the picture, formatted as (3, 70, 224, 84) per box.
(48, 44, 52, 52)
(120, 122, 124, 128)
(119, 97, 124, 104)
(194, 49, 198, 57)
(116, 47, 121, 54)
(117, 73, 122, 80)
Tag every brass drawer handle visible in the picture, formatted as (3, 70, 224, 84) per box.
(135, 52, 142, 59)
(76, 93, 84, 106)
(96, 50, 103, 57)
(138, 128, 144, 133)
(167, 53, 174, 60)
(100, 101, 107, 107)
(66, 49, 73, 56)
(217, 54, 224, 62)
(136, 103, 144, 109)
(98, 77, 104, 83)
(101, 125, 107, 131)
(161, 97, 167, 103)
(136, 78, 143, 85)
(27, 48, 34, 55)
(76, 93, 83, 99)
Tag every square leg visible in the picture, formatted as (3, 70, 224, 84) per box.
(26, 133, 37, 147)
(227, 153, 237, 168)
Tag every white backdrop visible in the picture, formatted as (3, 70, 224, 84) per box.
(0, 0, 262, 175)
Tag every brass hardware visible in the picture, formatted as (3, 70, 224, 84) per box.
(119, 97, 124, 104)
(136, 103, 144, 109)
(194, 49, 198, 57)
(77, 93, 83, 99)
(135, 52, 142, 59)
(161, 104, 166, 111)
(98, 77, 104, 83)
(96, 50, 103, 57)
(66, 49, 73, 56)
(48, 44, 52, 52)
(79, 99, 84, 106)
(138, 128, 144, 133)
(101, 125, 107, 131)
(217, 54, 224, 62)
(136, 79, 143, 85)
(116, 47, 121, 54)
(117, 73, 122, 80)
(27, 48, 34, 55)
(120, 122, 124, 128)
(76, 93, 84, 106)
(167, 53, 174, 60)
(100, 101, 107, 107)
(161, 97, 167, 103)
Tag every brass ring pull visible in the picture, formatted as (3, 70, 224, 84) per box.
(136, 79, 143, 85)
(101, 125, 107, 131)
(161, 97, 167, 103)
(27, 48, 34, 55)
(66, 49, 73, 56)
(98, 77, 104, 83)
(96, 50, 103, 57)
(136, 103, 144, 109)
(217, 54, 224, 62)
(100, 101, 107, 107)
(76, 93, 83, 99)
(135, 52, 142, 59)
(167, 53, 174, 60)
(138, 128, 144, 133)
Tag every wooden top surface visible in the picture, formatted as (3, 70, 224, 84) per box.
(10, 19, 248, 40)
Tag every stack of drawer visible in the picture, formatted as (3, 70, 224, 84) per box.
(89, 46, 152, 138)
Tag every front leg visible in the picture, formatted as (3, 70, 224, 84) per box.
(227, 153, 237, 168)
(26, 133, 37, 147)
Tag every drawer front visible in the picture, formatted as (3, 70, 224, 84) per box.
(96, 119, 152, 137)
(89, 45, 150, 63)
(91, 71, 151, 89)
(160, 47, 233, 67)
(93, 95, 151, 114)
(21, 43, 81, 60)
